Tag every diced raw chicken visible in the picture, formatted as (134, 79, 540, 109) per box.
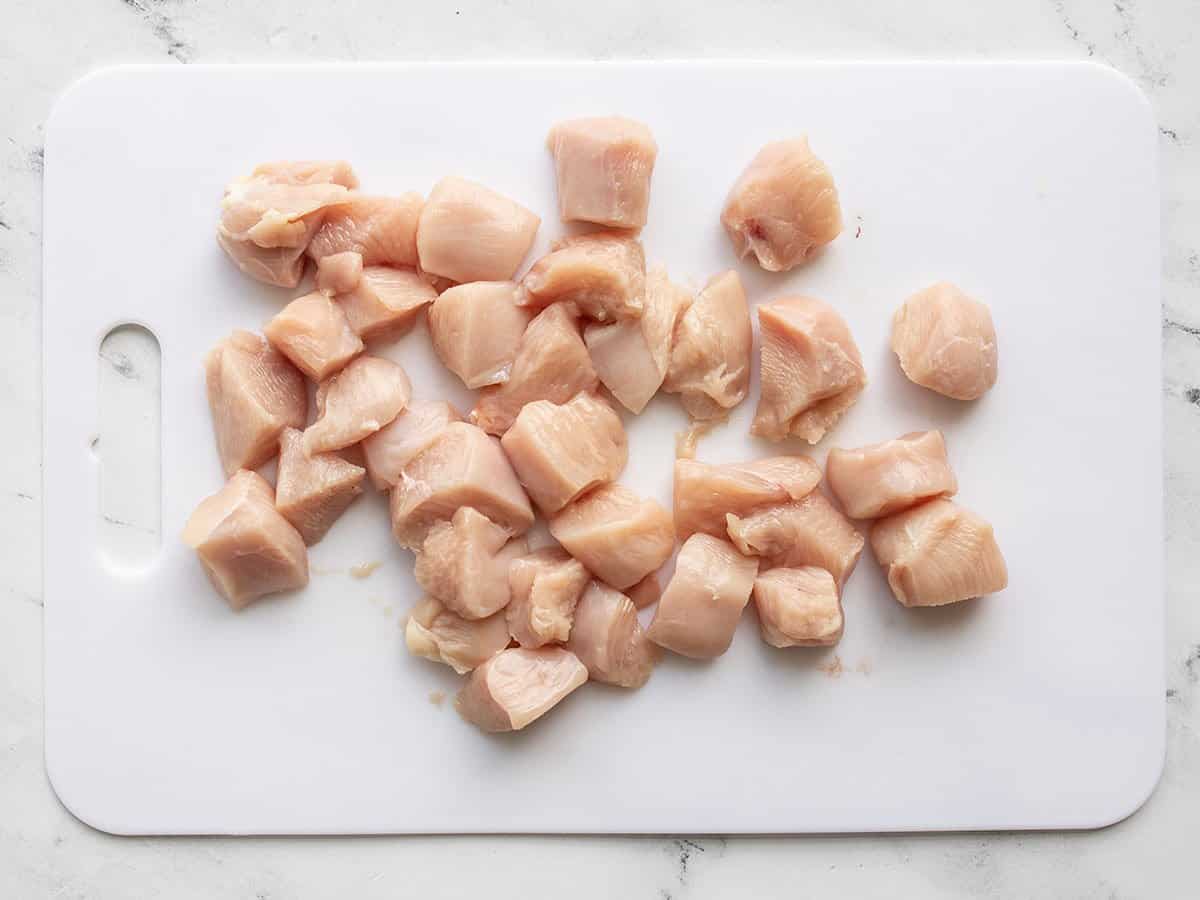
(455, 647, 588, 733)
(566, 581, 658, 688)
(726, 491, 864, 588)
(663, 270, 752, 419)
(548, 483, 674, 590)
(673, 455, 822, 539)
(646, 533, 758, 659)
(204, 330, 307, 475)
(337, 266, 438, 341)
(428, 281, 533, 389)
(416, 176, 540, 283)
(720, 138, 842, 272)
(308, 194, 423, 268)
(472, 303, 599, 435)
(506, 548, 590, 648)
(891, 282, 999, 401)
(584, 267, 692, 413)
(360, 400, 461, 490)
(263, 291, 363, 381)
(303, 356, 411, 454)
(274, 427, 365, 545)
(517, 233, 646, 322)
(753, 567, 843, 648)
(315, 251, 363, 294)
(413, 507, 529, 620)
(405, 597, 510, 674)
(251, 160, 358, 189)
(500, 391, 628, 515)
(182, 470, 308, 609)
(389, 422, 534, 548)
(826, 430, 958, 519)
(626, 573, 661, 610)
(751, 295, 866, 444)
(546, 116, 658, 229)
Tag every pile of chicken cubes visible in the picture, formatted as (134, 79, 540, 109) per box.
(185, 118, 1007, 733)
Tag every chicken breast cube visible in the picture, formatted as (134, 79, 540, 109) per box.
(472, 303, 599, 435)
(205, 330, 307, 475)
(871, 499, 1008, 608)
(506, 548, 590, 648)
(751, 295, 866, 444)
(414, 507, 529, 620)
(548, 483, 674, 590)
(663, 270, 752, 420)
(626, 574, 661, 610)
(567, 581, 658, 688)
(891, 282, 999, 401)
(263, 291, 363, 381)
(826, 430, 958, 519)
(753, 566, 843, 648)
(416, 176, 540, 283)
(389, 422, 534, 548)
(429, 281, 533, 389)
(673, 455, 822, 540)
(720, 138, 842, 272)
(315, 251, 363, 295)
(518, 233, 645, 322)
(501, 391, 628, 515)
(182, 470, 308, 609)
(455, 647, 588, 733)
(337, 266, 438, 341)
(405, 597, 510, 674)
(726, 491, 864, 588)
(361, 400, 461, 490)
(546, 116, 658, 229)
(274, 428, 365, 545)
(303, 356, 411, 454)
(308, 194, 423, 268)
(646, 534, 758, 659)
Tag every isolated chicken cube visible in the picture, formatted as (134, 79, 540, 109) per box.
(673, 455, 822, 539)
(414, 507, 529, 620)
(405, 597, 510, 674)
(753, 566, 843, 648)
(646, 533, 758, 659)
(751, 295, 866, 444)
(416, 176, 540, 283)
(360, 400, 461, 490)
(626, 574, 661, 610)
(182, 470, 308, 609)
(546, 116, 658, 229)
(274, 427, 365, 545)
(428, 281, 533, 389)
(302, 356, 411, 454)
(336, 266, 438, 341)
(506, 548, 590, 648)
(315, 251, 363, 294)
(455, 647, 588, 733)
(891, 282, 999, 401)
(308, 193, 423, 268)
(205, 330, 307, 475)
(263, 291, 363, 381)
(517, 233, 646, 322)
(720, 138, 842, 272)
(826, 430, 958, 519)
(567, 581, 658, 688)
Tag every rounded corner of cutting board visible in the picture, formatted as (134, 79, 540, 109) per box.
(44, 744, 139, 837)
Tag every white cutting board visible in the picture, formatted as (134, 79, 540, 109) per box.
(43, 62, 1163, 835)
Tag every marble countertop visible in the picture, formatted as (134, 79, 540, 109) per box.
(2, 1, 1197, 896)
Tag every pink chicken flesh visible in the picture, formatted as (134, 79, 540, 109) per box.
(413, 506, 529, 620)
(518, 232, 646, 323)
(826, 430, 958, 519)
(753, 566, 843, 648)
(673, 455, 822, 540)
(315, 251, 364, 295)
(506, 548, 590, 649)
(891, 282, 998, 401)
(455, 647, 589, 733)
(566, 581, 658, 688)
(626, 573, 661, 610)
(303, 356, 412, 455)
(274, 427, 365, 545)
(263, 291, 363, 381)
(405, 596, 510, 674)
(546, 116, 658, 229)
(361, 400, 461, 490)
(336, 266, 438, 342)
(307, 193, 423, 268)
(428, 281, 533, 389)
(416, 176, 540, 283)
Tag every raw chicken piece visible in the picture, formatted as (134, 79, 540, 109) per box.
(753, 567, 843, 648)
(303, 356, 411, 454)
(584, 267, 692, 413)
(506, 548, 590, 648)
(500, 391, 628, 515)
(308, 194, 423, 268)
(274, 427, 365, 545)
(182, 470, 308, 609)
(870, 499, 1008, 607)
(626, 573, 661, 610)
(663, 270, 752, 419)
(546, 116, 658, 229)
(360, 400, 461, 490)
(263, 291, 363, 381)
(646, 534, 758, 659)
(673, 455, 822, 539)
(416, 176, 540, 283)
(315, 251, 363, 294)
(414, 507, 529, 620)
(517, 233, 646, 322)
(389, 422, 534, 548)
(726, 491, 864, 588)
(455, 647, 588, 732)
(472, 303, 599, 435)
(548, 483, 674, 590)
(720, 138, 842, 272)
(891, 282, 998, 401)
(250, 160, 358, 189)
(751, 295, 866, 444)
(204, 330, 307, 475)
(567, 581, 658, 688)
(428, 281, 532, 389)
(337, 266, 438, 341)
(405, 597, 510, 674)
(826, 430, 958, 519)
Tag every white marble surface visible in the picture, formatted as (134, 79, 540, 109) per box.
(1, 0, 1197, 896)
